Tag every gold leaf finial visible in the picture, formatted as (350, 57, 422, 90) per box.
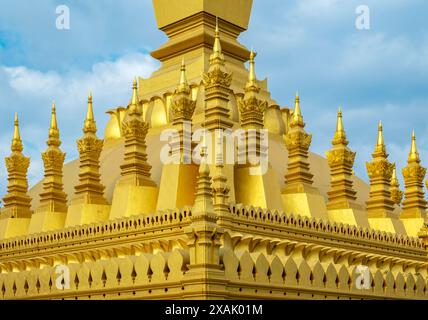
(11, 112, 23, 152)
(83, 91, 97, 133)
(249, 50, 257, 83)
(177, 58, 190, 94)
(48, 101, 60, 145)
(86, 91, 94, 121)
(213, 17, 222, 55)
(333, 106, 347, 145)
(291, 92, 304, 127)
(128, 78, 141, 115)
(408, 129, 420, 163)
(377, 120, 384, 147)
(51, 101, 58, 130)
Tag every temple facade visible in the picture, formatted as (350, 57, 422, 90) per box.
(1, 0, 428, 300)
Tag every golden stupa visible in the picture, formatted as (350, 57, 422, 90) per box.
(1, 0, 428, 300)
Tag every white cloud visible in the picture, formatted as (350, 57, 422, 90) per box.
(0, 52, 159, 196)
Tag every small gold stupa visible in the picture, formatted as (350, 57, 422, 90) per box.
(0, 0, 428, 300)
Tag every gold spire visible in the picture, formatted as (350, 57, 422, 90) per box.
(402, 130, 427, 218)
(48, 102, 60, 146)
(86, 92, 94, 121)
(83, 92, 97, 133)
(202, 16, 233, 132)
(248, 50, 257, 84)
(129, 78, 141, 115)
(408, 130, 420, 163)
(170, 58, 196, 163)
(50, 102, 57, 130)
(177, 58, 190, 94)
(291, 92, 304, 127)
(2, 112, 32, 219)
(372, 120, 387, 156)
(36, 102, 68, 218)
(208, 17, 225, 66)
(70, 93, 108, 215)
(283, 91, 314, 187)
(11, 113, 23, 153)
(132, 78, 138, 103)
(332, 107, 348, 145)
(336, 107, 344, 134)
(366, 121, 395, 217)
(244, 49, 260, 94)
(391, 166, 398, 183)
(193, 145, 213, 215)
(390, 166, 403, 206)
(376, 121, 384, 147)
(213, 17, 222, 55)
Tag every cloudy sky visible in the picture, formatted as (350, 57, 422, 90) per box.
(0, 0, 427, 198)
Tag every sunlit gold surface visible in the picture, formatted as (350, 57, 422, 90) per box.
(1, 0, 428, 301)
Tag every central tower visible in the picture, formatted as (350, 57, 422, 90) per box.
(138, 0, 275, 106)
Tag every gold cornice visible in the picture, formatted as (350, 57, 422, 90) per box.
(151, 13, 250, 63)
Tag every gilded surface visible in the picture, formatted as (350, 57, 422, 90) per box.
(1, 0, 428, 301)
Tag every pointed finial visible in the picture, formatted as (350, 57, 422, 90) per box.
(13, 113, 20, 140)
(333, 106, 347, 144)
(213, 17, 222, 55)
(128, 78, 141, 115)
(132, 78, 138, 104)
(177, 58, 190, 94)
(291, 92, 304, 126)
(249, 50, 257, 83)
(337, 107, 343, 131)
(47, 101, 60, 146)
(11, 112, 23, 152)
(409, 129, 420, 162)
(51, 101, 58, 130)
(83, 91, 96, 133)
(392, 166, 398, 182)
(377, 121, 384, 147)
(86, 91, 94, 121)
(245, 50, 258, 92)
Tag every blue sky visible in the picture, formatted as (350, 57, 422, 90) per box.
(0, 0, 427, 198)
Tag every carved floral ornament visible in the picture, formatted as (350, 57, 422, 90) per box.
(41, 149, 66, 170)
(202, 67, 233, 88)
(122, 118, 149, 138)
(284, 130, 312, 150)
(326, 148, 356, 166)
(5, 154, 30, 173)
(366, 159, 394, 179)
(170, 97, 196, 121)
(402, 165, 427, 182)
(77, 136, 104, 154)
(239, 96, 268, 115)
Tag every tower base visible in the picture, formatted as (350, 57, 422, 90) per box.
(65, 202, 111, 227)
(281, 184, 328, 220)
(327, 201, 369, 228)
(156, 163, 198, 211)
(401, 218, 426, 237)
(0, 216, 31, 239)
(28, 210, 67, 234)
(110, 182, 158, 219)
(235, 164, 283, 211)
